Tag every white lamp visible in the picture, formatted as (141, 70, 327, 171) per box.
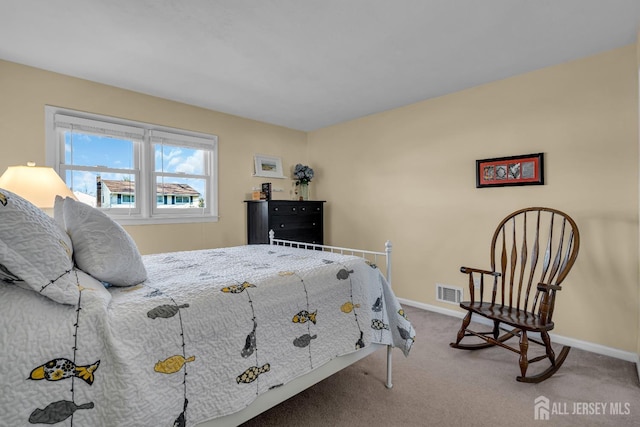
(0, 162, 77, 210)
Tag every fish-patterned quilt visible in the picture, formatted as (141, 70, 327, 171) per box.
(0, 244, 415, 427)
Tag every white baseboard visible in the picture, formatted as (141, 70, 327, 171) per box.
(398, 298, 640, 365)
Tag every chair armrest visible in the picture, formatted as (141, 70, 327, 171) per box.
(459, 267, 500, 304)
(460, 267, 501, 277)
(537, 283, 562, 292)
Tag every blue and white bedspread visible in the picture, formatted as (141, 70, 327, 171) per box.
(0, 244, 415, 427)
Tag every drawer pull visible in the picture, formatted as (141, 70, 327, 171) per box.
(292, 207, 296, 212)
(279, 224, 285, 228)
(274, 207, 279, 211)
(301, 207, 306, 212)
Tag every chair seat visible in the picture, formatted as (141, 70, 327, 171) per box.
(460, 301, 555, 332)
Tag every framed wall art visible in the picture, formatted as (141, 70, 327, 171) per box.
(476, 153, 544, 188)
(254, 155, 285, 178)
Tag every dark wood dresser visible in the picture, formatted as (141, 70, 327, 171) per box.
(245, 200, 325, 244)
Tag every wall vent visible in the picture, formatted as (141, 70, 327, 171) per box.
(436, 283, 463, 304)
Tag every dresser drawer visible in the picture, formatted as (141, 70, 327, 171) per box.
(270, 214, 322, 231)
(269, 201, 322, 216)
(275, 229, 323, 244)
(296, 203, 323, 215)
(269, 203, 299, 216)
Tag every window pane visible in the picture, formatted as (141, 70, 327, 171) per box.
(156, 176, 205, 208)
(66, 170, 136, 208)
(155, 143, 205, 175)
(65, 131, 134, 169)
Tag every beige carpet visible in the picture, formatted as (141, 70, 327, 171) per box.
(240, 305, 640, 427)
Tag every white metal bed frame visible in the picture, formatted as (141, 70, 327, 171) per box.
(197, 232, 394, 427)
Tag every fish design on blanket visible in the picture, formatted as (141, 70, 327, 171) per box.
(355, 331, 365, 349)
(173, 398, 188, 427)
(147, 304, 189, 319)
(0, 192, 7, 206)
(322, 259, 334, 264)
(397, 326, 415, 341)
(236, 363, 271, 384)
(221, 282, 256, 293)
(371, 319, 389, 330)
(292, 309, 317, 324)
(29, 400, 94, 424)
(372, 297, 383, 312)
(146, 289, 164, 298)
(398, 309, 408, 320)
(29, 358, 100, 385)
(293, 334, 317, 348)
(0, 263, 20, 282)
(241, 321, 257, 358)
(278, 271, 295, 276)
(340, 301, 360, 313)
(336, 269, 354, 280)
(154, 355, 196, 374)
(121, 284, 144, 292)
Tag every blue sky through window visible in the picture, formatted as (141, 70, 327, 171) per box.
(64, 132, 206, 201)
(65, 133, 134, 169)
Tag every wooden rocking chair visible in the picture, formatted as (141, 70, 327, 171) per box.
(450, 207, 580, 383)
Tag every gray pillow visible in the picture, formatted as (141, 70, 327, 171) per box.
(61, 197, 147, 286)
(0, 188, 78, 304)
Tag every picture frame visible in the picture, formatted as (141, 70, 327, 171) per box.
(261, 182, 272, 201)
(254, 155, 285, 178)
(476, 153, 544, 188)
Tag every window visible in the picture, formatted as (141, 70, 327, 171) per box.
(45, 107, 218, 225)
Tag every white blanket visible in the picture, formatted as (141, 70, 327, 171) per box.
(0, 244, 414, 426)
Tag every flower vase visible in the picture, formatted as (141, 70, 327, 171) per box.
(299, 183, 309, 201)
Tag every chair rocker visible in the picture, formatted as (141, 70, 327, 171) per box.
(450, 207, 580, 383)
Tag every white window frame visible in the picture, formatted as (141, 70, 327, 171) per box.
(45, 106, 219, 225)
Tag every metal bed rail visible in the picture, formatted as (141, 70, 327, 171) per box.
(268, 229, 393, 288)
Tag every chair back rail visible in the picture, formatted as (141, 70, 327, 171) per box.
(477, 207, 580, 323)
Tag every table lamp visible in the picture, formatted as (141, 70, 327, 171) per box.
(0, 162, 77, 213)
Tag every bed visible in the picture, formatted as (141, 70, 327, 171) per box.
(0, 189, 415, 427)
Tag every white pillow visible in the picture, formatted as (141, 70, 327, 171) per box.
(74, 268, 112, 306)
(0, 188, 79, 304)
(62, 197, 147, 286)
(53, 195, 66, 230)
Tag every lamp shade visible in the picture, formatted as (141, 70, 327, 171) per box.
(0, 164, 77, 208)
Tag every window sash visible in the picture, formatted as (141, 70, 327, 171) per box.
(46, 106, 218, 225)
(151, 132, 214, 217)
(60, 166, 142, 215)
(55, 114, 145, 140)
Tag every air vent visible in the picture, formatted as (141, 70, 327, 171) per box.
(436, 284, 462, 304)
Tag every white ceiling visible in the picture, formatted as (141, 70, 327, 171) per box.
(1, 0, 639, 131)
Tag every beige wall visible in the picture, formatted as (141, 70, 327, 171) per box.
(1, 43, 638, 353)
(0, 59, 307, 254)
(637, 31, 640, 359)
(308, 44, 639, 352)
